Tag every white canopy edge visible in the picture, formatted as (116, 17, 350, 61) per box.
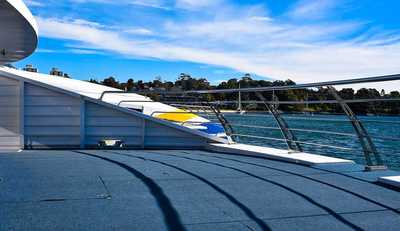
(7, 0, 38, 34)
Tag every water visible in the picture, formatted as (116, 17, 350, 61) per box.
(222, 113, 400, 170)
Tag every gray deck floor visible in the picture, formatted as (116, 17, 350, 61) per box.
(1, 149, 400, 231)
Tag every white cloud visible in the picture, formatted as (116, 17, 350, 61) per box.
(288, 0, 338, 20)
(69, 0, 169, 9)
(124, 28, 154, 36)
(33, 0, 400, 91)
(36, 48, 56, 53)
(25, 0, 44, 7)
(175, 0, 222, 10)
(67, 48, 105, 55)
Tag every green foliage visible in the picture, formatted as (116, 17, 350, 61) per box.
(88, 73, 400, 115)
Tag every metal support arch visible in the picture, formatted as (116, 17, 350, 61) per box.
(326, 86, 387, 171)
(207, 103, 235, 142)
(255, 92, 303, 152)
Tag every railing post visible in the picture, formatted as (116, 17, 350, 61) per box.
(208, 103, 235, 143)
(326, 86, 387, 171)
(255, 92, 303, 153)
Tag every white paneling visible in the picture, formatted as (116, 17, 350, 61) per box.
(24, 83, 81, 148)
(86, 104, 131, 117)
(85, 102, 141, 146)
(25, 116, 80, 126)
(0, 86, 18, 96)
(25, 106, 80, 116)
(85, 101, 210, 148)
(86, 126, 141, 136)
(25, 126, 80, 136)
(0, 76, 20, 150)
(0, 76, 18, 86)
(0, 136, 21, 146)
(0, 117, 18, 127)
(0, 106, 19, 116)
(145, 121, 197, 138)
(25, 136, 81, 146)
(85, 136, 142, 146)
(25, 84, 66, 97)
(0, 127, 19, 136)
(86, 116, 141, 127)
(0, 98, 20, 106)
(25, 96, 80, 106)
(18, 83, 212, 150)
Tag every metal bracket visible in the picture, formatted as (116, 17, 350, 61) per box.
(326, 86, 387, 171)
(255, 92, 303, 152)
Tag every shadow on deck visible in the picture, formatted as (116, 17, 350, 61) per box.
(1, 149, 400, 231)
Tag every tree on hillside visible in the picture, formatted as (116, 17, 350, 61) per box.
(102, 77, 121, 89)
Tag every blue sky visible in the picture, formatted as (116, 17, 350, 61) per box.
(19, 0, 400, 89)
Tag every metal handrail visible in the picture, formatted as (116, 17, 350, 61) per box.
(169, 104, 212, 109)
(231, 124, 282, 130)
(231, 124, 357, 137)
(231, 123, 400, 141)
(98, 91, 156, 101)
(97, 74, 400, 170)
(117, 100, 154, 106)
(223, 113, 400, 124)
(175, 98, 400, 105)
(186, 74, 400, 94)
(99, 91, 126, 100)
(231, 134, 353, 151)
(150, 111, 196, 117)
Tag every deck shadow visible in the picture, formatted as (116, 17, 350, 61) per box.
(103, 150, 272, 231)
(188, 150, 400, 215)
(73, 151, 186, 231)
(130, 150, 371, 231)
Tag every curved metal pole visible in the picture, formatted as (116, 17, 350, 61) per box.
(255, 92, 303, 153)
(326, 86, 386, 171)
(208, 103, 235, 141)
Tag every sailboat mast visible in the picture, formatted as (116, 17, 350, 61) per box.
(238, 83, 242, 111)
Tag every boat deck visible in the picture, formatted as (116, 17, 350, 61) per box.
(1, 149, 400, 231)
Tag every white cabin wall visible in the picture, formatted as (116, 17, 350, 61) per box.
(24, 83, 81, 148)
(0, 76, 21, 150)
(20, 82, 207, 149)
(85, 103, 206, 148)
(144, 122, 206, 148)
(84, 102, 143, 147)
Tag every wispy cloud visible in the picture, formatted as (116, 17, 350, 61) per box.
(25, 0, 45, 7)
(123, 28, 154, 36)
(288, 0, 338, 20)
(32, 0, 400, 90)
(69, 0, 170, 9)
(36, 48, 56, 53)
(175, 0, 223, 10)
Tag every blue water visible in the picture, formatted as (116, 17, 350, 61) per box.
(222, 113, 400, 170)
